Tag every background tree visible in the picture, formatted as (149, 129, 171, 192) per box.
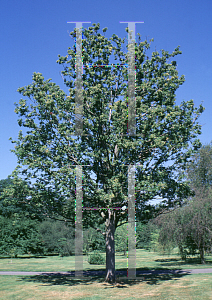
(0, 215, 44, 257)
(185, 187, 212, 263)
(0, 178, 15, 218)
(156, 143, 212, 263)
(0, 177, 45, 257)
(156, 187, 212, 263)
(0, 175, 45, 221)
(115, 223, 128, 256)
(156, 206, 196, 260)
(185, 142, 212, 191)
(0, 178, 13, 195)
(38, 219, 75, 256)
(9, 23, 204, 283)
(136, 221, 158, 251)
(83, 223, 105, 256)
(181, 142, 212, 262)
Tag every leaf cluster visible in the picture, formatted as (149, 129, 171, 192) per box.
(9, 23, 205, 231)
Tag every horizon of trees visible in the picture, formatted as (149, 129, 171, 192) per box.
(1, 143, 212, 263)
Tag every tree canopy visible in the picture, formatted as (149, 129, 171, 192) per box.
(185, 142, 212, 191)
(156, 143, 212, 263)
(9, 23, 205, 282)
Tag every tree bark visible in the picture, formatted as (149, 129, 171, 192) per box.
(105, 209, 116, 283)
(200, 247, 205, 264)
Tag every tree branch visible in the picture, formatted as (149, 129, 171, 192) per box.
(93, 226, 106, 236)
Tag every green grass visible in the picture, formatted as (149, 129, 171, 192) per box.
(0, 274, 212, 299)
(1, 249, 212, 272)
(0, 250, 212, 299)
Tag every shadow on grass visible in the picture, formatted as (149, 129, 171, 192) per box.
(0, 255, 47, 260)
(155, 257, 212, 267)
(19, 267, 190, 288)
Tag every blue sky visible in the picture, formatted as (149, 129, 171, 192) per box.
(0, 0, 212, 180)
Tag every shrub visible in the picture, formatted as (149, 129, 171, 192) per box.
(38, 220, 74, 255)
(88, 251, 105, 265)
(83, 225, 105, 255)
(0, 216, 44, 256)
(115, 223, 127, 256)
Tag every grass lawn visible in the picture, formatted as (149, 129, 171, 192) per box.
(0, 273, 212, 299)
(0, 249, 212, 299)
(0, 249, 212, 272)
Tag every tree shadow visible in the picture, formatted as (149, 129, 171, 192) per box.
(155, 257, 212, 267)
(0, 255, 47, 260)
(19, 267, 190, 288)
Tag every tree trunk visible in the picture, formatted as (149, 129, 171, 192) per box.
(200, 247, 205, 264)
(105, 209, 116, 283)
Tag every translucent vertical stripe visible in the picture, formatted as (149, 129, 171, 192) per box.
(75, 24, 83, 135)
(128, 23, 136, 136)
(75, 165, 83, 278)
(128, 164, 136, 278)
(67, 22, 91, 135)
(120, 21, 143, 136)
(67, 21, 144, 280)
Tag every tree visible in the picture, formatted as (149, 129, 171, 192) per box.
(38, 219, 75, 256)
(156, 142, 212, 263)
(178, 142, 212, 262)
(186, 187, 212, 263)
(185, 142, 212, 191)
(0, 178, 15, 218)
(83, 223, 105, 255)
(9, 23, 204, 283)
(0, 177, 47, 257)
(0, 215, 44, 257)
(0, 176, 45, 221)
(0, 178, 13, 194)
(115, 223, 128, 256)
(156, 206, 194, 260)
(136, 222, 157, 251)
(156, 187, 212, 263)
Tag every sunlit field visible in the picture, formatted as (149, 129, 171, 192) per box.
(0, 249, 212, 299)
(1, 249, 212, 272)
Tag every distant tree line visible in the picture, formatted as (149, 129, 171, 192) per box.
(154, 143, 212, 263)
(1, 143, 212, 263)
(0, 176, 152, 257)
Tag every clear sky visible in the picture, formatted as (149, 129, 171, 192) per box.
(0, 0, 212, 180)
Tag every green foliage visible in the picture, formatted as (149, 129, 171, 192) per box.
(10, 23, 204, 231)
(8, 23, 205, 281)
(135, 222, 165, 253)
(38, 220, 75, 256)
(0, 177, 46, 257)
(115, 223, 128, 255)
(149, 230, 160, 253)
(136, 222, 153, 250)
(88, 250, 106, 265)
(57, 238, 69, 257)
(0, 177, 13, 194)
(185, 142, 212, 191)
(156, 186, 212, 262)
(114, 221, 162, 254)
(0, 175, 45, 221)
(83, 224, 105, 255)
(0, 177, 26, 218)
(0, 216, 44, 257)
